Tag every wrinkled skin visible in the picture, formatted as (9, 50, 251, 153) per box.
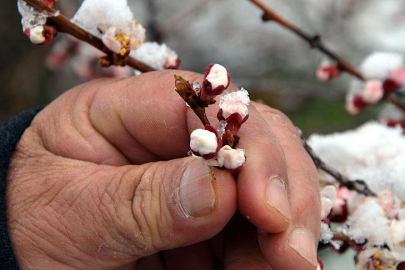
(6, 71, 320, 270)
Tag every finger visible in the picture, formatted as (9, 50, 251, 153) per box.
(233, 103, 291, 233)
(222, 213, 272, 270)
(8, 133, 237, 269)
(32, 71, 203, 166)
(253, 102, 321, 270)
(163, 242, 218, 270)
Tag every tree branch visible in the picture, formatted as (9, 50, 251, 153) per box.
(25, 0, 156, 73)
(249, 0, 363, 80)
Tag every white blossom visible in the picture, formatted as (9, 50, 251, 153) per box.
(205, 64, 229, 90)
(355, 248, 397, 270)
(130, 42, 179, 70)
(389, 220, 405, 261)
(190, 129, 218, 155)
(72, 0, 145, 54)
(320, 185, 336, 220)
(217, 146, 245, 170)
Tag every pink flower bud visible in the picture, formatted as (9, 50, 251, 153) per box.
(203, 64, 230, 96)
(316, 65, 340, 82)
(383, 67, 405, 93)
(190, 129, 219, 157)
(164, 54, 180, 69)
(220, 100, 249, 119)
(362, 80, 384, 104)
(346, 95, 370, 115)
(217, 146, 245, 170)
(383, 119, 405, 129)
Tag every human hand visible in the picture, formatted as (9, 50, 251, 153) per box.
(6, 70, 320, 269)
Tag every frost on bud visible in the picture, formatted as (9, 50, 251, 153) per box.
(220, 100, 249, 120)
(218, 88, 250, 137)
(320, 185, 336, 220)
(217, 146, 246, 170)
(202, 64, 230, 97)
(361, 80, 383, 104)
(316, 59, 340, 82)
(190, 126, 221, 159)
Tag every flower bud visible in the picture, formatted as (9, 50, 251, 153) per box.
(217, 146, 245, 170)
(29, 26, 46, 44)
(203, 63, 230, 96)
(190, 129, 218, 157)
(220, 100, 248, 119)
(346, 94, 370, 115)
(316, 65, 340, 82)
(362, 80, 383, 104)
(383, 67, 405, 93)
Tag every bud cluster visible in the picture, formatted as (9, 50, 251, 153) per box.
(175, 64, 250, 172)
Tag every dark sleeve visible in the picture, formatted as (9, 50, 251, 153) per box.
(0, 107, 44, 270)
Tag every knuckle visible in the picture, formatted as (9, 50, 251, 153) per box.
(124, 163, 173, 253)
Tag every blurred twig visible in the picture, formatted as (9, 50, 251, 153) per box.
(248, 0, 405, 114)
(249, 0, 363, 80)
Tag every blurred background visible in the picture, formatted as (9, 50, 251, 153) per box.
(1, 0, 403, 135)
(3, 1, 405, 268)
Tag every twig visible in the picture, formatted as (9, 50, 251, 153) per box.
(332, 232, 351, 243)
(248, 0, 405, 114)
(298, 128, 376, 197)
(249, 0, 363, 80)
(25, 0, 156, 73)
(388, 94, 405, 113)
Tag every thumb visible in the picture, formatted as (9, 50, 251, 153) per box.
(8, 145, 236, 269)
(110, 156, 236, 252)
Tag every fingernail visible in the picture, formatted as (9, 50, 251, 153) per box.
(179, 158, 216, 218)
(288, 228, 318, 268)
(265, 177, 292, 220)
